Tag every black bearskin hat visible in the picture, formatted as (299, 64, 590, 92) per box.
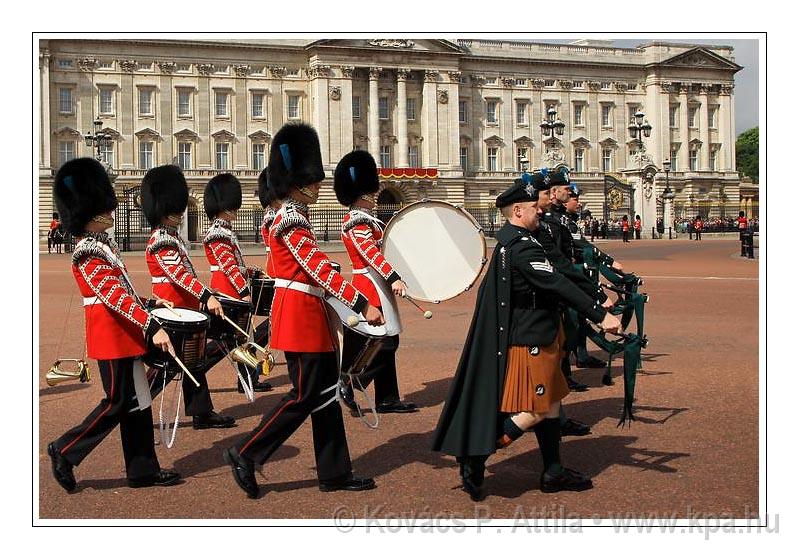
(333, 150, 380, 206)
(204, 173, 242, 220)
(53, 158, 117, 235)
(257, 167, 279, 209)
(531, 166, 570, 191)
(267, 123, 325, 199)
(141, 165, 189, 228)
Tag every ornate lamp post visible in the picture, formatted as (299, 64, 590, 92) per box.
(84, 118, 113, 163)
(540, 105, 565, 150)
(627, 110, 652, 151)
(662, 159, 675, 236)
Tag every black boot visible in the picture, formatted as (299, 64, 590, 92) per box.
(192, 411, 236, 429)
(224, 447, 258, 499)
(458, 455, 487, 502)
(47, 443, 76, 493)
(534, 418, 592, 493)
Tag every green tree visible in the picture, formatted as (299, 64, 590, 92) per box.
(736, 126, 759, 183)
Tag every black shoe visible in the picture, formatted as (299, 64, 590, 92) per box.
(540, 467, 593, 493)
(576, 356, 607, 369)
(319, 475, 376, 492)
(602, 373, 614, 386)
(128, 469, 181, 488)
(566, 376, 589, 392)
(376, 399, 419, 413)
(560, 418, 591, 437)
(239, 380, 273, 393)
(192, 411, 236, 430)
(47, 443, 76, 493)
(459, 458, 487, 502)
(338, 382, 358, 413)
(224, 447, 258, 499)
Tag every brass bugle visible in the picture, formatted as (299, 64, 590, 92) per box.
(46, 359, 91, 386)
(232, 343, 275, 374)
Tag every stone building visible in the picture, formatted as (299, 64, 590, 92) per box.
(37, 37, 743, 242)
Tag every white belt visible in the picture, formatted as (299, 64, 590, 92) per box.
(210, 265, 220, 272)
(273, 279, 325, 298)
(151, 276, 170, 284)
(352, 268, 369, 274)
(83, 296, 100, 306)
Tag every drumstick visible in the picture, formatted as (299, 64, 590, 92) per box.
(170, 353, 200, 388)
(402, 295, 433, 319)
(160, 300, 182, 318)
(221, 315, 268, 354)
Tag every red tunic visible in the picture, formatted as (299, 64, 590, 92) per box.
(203, 219, 252, 299)
(341, 209, 401, 307)
(634, 218, 641, 232)
(71, 234, 157, 360)
(269, 200, 368, 352)
(622, 220, 630, 232)
(146, 226, 210, 311)
(261, 208, 277, 277)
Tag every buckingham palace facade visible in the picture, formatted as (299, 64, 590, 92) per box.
(37, 38, 743, 242)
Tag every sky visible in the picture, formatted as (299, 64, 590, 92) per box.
(542, 38, 758, 136)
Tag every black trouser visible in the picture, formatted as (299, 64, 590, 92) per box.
(236, 351, 351, 482)
(635, 229, 641, 240)
(52, 358, 160, 481)
(341, 329, 401, 404)
(695, 230, 701, 241)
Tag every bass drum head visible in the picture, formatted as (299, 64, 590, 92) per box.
(382, 200, 486, 302)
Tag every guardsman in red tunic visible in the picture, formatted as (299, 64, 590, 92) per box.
(224, 123, 381, 498)
(141, 165, 235, 430)
(203, 172, 271, 393)
(334, 150, 418, 414)
(47, 158, 180, 493)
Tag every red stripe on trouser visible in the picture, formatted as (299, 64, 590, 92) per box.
(60, 361, 117, 454)
(239, 357, 304, 455)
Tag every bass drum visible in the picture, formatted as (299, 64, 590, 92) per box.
(382, 200, 487, 302)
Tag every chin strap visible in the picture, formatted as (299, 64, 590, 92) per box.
(297, 186, 319, 203)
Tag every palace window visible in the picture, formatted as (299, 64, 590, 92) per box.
(601, 104, 612, 128)
(251, 93, 264, 118)
(708, 106, 718, 128)
(137, 62, 152, 71)
(139, 141, 154, 169)
(710, 148, 718, 171)
(486, 77, 497, 85)
(97, 61, 113, 69)
(215, 91, 229, 117)
(516, 101, 527, 125)
(544, 79, 555, 87)
(379, 97, 389, 120)
(572, 81, 584, 89)
(287, 95, 300, 119)
(58, 88, 72, 113)
(177, 142, 192, 170)
(99, 88, 114, 114)
(57, 59, 73, 69)
(100, 143, 114, 167)
(139, 88, 153, 115)
(689, 106, 698, 128)
(176, 64, 191, 72)
(252, 144, 265, 170)
(459, 100, 468, 123)
(460, 147, 469, 171)
(517, 147, 529, 171)
(574, 148, 585, 172)
(58, 141, 75, 167)
(670, 148, 678, 171)
(486, 100, 498, 124)
(406, 98, 416, 121)
(689, 149, 698, 171)
(574, 104, 583, 126)
(515, 78, 526, 86)
(216, 143, 229, 169)
(408, 146, 419, 167)
(487, 147, 498, 171)
(600, 82, 611, 90)
(669, 105, 679, 128)
(380, 145, 391, 168)
(177, 89, 192, 117)
(352, 96, 361, 119)
(602, 148, 613, 172)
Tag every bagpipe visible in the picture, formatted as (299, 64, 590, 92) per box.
(577, 245, 649, 426)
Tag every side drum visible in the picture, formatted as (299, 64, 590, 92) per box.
(144, 307, 210, 372)
(250, 277, 275, 317)
(207, 295, 252, 342)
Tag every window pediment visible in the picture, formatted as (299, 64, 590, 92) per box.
(135, 128, 162, 141)
(599, 137, 618, 148)
(543, 137, 563, 149)
(689, 137, 703, 146)
(99, 127, 122, 140)
(211, 129, 237, 143)
(248, 130, 272, 143)
(53, 126, 81, 139)
(174, 128, 200, 142)
(459, 134, 472, 146)
(483, 135, 505, 147)
(571, 136, 591, 146)
(659, 47, 743, 72)
(514, 135, 534, 147)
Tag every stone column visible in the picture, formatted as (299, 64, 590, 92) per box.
(421, 69, 440, 168)
(644, 77, 664, 166)
(679, 83, 690, 171)
(501, 77, 515, 170)
(40, 49, 51, 168)
(699, 84, 710, 171)
(368, 67, 381, 159)
(447, 71, 462, 171)
(309, 65, 332, 165)
(337, 66, 355, 161)
(664, 196, 674, 233)
(720, 84, 735, 170)
(396, 68, 409, 167)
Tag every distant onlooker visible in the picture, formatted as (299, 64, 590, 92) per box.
(590, 218, 599, 242)
(693, 215, 704, 241)
(600, 220, 608, 239)
(48, 212, 62, 254)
